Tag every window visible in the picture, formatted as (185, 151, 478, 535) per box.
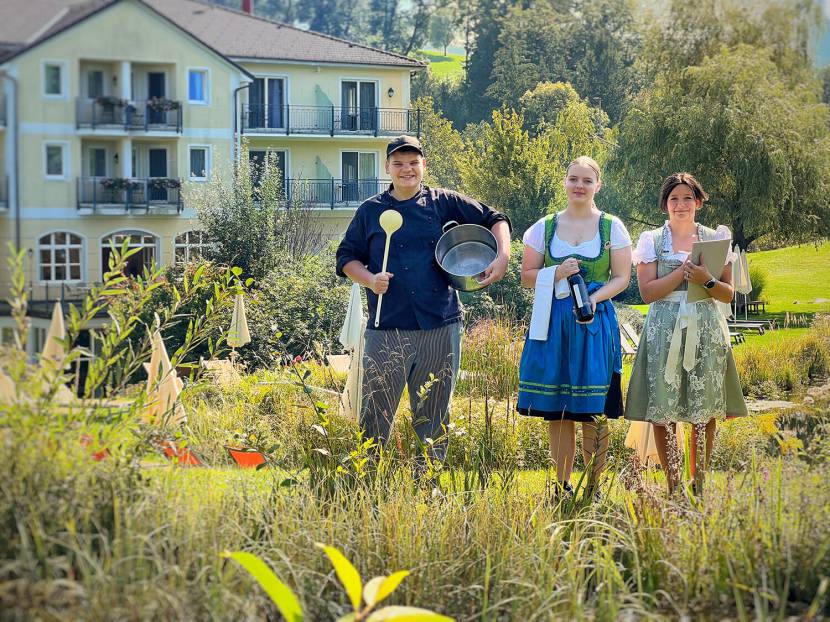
(89, 147, 107, 177)
(38, 232, 83, 282)
(44, 143, 68, 179)
(87, 70, 104, 98)
(189, 146, 209, 181)
(188, 69, 209, 104)
(174, 230, 210, 264)
(102, 231, 157, 278)
(43, 62, 65, 97)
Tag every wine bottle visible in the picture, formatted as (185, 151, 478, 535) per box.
(567, 273, 594, 322)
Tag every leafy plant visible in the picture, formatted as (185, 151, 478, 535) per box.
(223, 544, 453, 622)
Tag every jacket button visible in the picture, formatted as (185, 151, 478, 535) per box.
(404, 266, 409, 271)
(410, 290, 415, 295)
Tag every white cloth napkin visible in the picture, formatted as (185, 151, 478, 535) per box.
(339, 283, 364, 350)
(529, 266, 557, 341)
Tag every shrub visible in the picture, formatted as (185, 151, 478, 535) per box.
(460, 239, 533, 325)
(748, 264, 767, 302)
(241, 245, 351, 368)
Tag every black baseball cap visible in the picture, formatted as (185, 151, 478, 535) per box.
(386, 135, 424, 158)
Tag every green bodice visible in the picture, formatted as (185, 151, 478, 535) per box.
(542, 211, 613, 283)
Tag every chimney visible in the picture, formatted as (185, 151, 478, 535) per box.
(241, 0, 253, 14)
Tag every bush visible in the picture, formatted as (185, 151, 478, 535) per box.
(748, 265, 767, 302)
(460, 239, 534, 325)
(613, 266, 643, 305)
(241, 245, 351, 368)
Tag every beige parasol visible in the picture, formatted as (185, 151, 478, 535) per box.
(144, 330, 186, 427)
(625, 421, 685, 466)
(227, 293, 252, 349)
(40, 302, 75, 404)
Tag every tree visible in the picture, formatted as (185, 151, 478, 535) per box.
(186, 146, 323, 281)
(429, 7, 457, 55)
(519, 81, 582, 135)
(638, 0, 822, 83)
(610, 44, 830, 250)
(458, 109, 562, 233)
(487, 0, 641, 123)
(413, 96, 464, 189)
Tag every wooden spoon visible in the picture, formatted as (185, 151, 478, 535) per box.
(374, 209, 403, 327)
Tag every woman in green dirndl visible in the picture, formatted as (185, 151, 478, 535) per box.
(625, 173, 747, 494)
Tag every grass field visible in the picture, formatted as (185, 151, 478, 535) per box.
(750, 241, 830, 314)
(417, 49, 465, 82)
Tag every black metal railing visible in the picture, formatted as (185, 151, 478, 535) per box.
(77, 177, 183, 212)
(0, 176, 7, 209)
(242, 105, 420, 137)
(28, 281, 98, 303)
(286, 178, 384, 208)
(76, 98, 183, 132)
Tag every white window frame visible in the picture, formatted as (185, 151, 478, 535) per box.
(173, 230, 210, 265)
(43, 141, 70, 180)
(100, 229, 159, 272)
(187, 67, 211, 105)
(339, 149, 380, 178)
(36, 230, 86, 284)
(42, 60, 68, 100)
(188, 144, 211, 181)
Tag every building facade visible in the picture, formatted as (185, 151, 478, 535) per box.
(0, 0, 423, 352)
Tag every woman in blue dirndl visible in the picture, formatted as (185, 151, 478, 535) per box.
(518, 157, 632, 495)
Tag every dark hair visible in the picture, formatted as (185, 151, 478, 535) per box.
(658, 172, 708, 212)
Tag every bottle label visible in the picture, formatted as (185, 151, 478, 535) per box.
(573, 286, 584, 308)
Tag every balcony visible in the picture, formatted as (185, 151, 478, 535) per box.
(77, 177, 183, 213)
(76, 97, 182, 133)
(241, 105, 421, 137)
(286, 178, 385, 208)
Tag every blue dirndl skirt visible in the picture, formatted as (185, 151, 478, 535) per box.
(517, 283, 624, 422)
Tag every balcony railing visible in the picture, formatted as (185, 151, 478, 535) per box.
(76, 97, 183, 132)
(242, 105, 421, 137)
(286, 178, 385, 208)
(29, 281, 97, 303)
(0, 176, 7, 209)
(77, 177, 183, 212)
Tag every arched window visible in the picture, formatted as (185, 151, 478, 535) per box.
(101, 231, 157, 277)
(38, 231, 83, 281)
(174, 230, 210, 264)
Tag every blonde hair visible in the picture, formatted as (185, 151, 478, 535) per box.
(566, 156, 601, 182)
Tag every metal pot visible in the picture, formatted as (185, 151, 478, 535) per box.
(434, 220, 498, 292)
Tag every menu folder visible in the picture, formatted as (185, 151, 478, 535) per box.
(687, 238, 731, 303)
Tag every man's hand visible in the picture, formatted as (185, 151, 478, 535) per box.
(369, 271, 393, 295)
(478, 254, 509, 286)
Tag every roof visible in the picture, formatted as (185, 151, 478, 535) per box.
(0, 0, 425, 69)
(147, 0, 424, 68)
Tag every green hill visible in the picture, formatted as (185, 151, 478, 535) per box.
(416, 50, 465, 82)
(749, 241, 830, 314)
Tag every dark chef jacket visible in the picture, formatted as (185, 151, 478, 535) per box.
(335, 186, 510, 331)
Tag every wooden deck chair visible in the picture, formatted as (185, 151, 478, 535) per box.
(730, 331, 745, 345)
(160, 440, 204, 467)
(621, 323, 640, 349)
(619, 325, 638, 361)
(727, 321, 766, 335)
(225, 446, 268, 469)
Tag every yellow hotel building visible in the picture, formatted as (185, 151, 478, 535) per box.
(0, 0, 424, 352)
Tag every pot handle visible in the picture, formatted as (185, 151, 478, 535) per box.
(442, 220, 459, 233)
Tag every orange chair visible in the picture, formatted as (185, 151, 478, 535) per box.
(225, 446, 267, 469)
(79, 434, 110, 462)
(160, 441, 204, 467)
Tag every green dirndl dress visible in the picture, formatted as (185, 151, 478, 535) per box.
(624, 224, 748, 425)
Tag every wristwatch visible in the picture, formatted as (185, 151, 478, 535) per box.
(703, 278, 717, 290)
